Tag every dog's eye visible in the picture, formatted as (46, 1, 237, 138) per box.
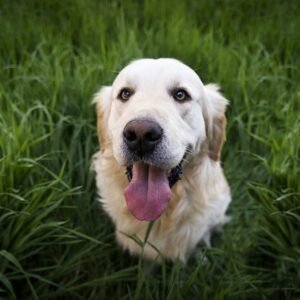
(172, 89, 190, 102)
(118, 88, 134, 101)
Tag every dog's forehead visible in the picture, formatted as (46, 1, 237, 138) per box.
(113, 59, 203, 89)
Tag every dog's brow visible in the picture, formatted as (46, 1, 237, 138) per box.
(168, 82, 191, 94)
(115, 80, 136, 95)
(167, 80, 181, 89)
(167, 79, 191, 90)
(125, 82, 136, 89)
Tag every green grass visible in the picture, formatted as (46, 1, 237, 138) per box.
(0, 0, 299, 299)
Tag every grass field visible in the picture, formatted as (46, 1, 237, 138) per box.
(0, 0, 299, 299)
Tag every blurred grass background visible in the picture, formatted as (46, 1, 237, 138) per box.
(0, 0, 299, 299)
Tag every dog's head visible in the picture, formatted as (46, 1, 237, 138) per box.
(94, 58, 228, 221)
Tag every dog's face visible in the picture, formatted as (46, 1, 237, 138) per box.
(94, 58, 228, 221)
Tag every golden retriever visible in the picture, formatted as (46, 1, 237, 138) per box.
(93, 58, 231, 262)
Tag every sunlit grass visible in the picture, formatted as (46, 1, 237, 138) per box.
(0, 0, 299, 299)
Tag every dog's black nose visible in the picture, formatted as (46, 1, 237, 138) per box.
(123, 119, 163, 156)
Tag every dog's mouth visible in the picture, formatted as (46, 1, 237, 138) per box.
(125, 161, 183, 188)
(124, 160, 183, 222)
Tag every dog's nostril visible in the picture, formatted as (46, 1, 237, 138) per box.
(124, 129, 137, 142)
(145, 130, 161, 142)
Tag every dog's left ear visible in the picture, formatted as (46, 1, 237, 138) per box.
(92, 86, 112, 151)
(203, 84, 229, 161)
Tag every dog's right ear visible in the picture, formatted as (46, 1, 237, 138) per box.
(92, 86, 112, 151)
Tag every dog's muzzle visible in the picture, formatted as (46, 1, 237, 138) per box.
(122, 118, 185, 221)
(123, 118, 184, 188)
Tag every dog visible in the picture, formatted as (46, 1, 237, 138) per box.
(93, 58, 231, 262)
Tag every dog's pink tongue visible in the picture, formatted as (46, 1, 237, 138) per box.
(124, 162, 171, 221)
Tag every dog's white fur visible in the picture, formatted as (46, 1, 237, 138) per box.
(93, 58, 231, 262)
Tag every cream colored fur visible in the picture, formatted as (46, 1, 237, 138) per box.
(93, 58, 231, 262)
